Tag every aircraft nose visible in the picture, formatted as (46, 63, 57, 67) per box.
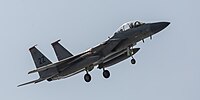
(151, 22, 170, 33)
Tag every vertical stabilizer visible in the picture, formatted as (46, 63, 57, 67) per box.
(29, 46, 58, 78)
(51, 40, 73, 61)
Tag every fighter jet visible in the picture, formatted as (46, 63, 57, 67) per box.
(18, 21, 170, 87)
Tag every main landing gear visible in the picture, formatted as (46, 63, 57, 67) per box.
(84, 69, 91, 82)
(84, 73, 91, 82)
(103, 68, 110, 79)
(84, 67, 111, 82)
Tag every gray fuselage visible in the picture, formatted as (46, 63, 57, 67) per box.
(53, 22, 170, 80)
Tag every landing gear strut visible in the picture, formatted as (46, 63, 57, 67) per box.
(103, 68, 110, 78)
(150, 35, 152, 40)
(128, 45, 136, 64)
(131, 51, 136, 64)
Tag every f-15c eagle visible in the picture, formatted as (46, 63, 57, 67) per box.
(18, 21, 170, 87)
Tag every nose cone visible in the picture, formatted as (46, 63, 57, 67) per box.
(151, 22, 170, 33)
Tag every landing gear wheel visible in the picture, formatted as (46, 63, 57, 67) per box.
(47, 78, 52, 82)
(84, 73, 91, 82)
(103, 70, 110, 78)
(131, 58, 136, 64)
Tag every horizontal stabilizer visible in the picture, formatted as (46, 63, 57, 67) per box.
(17, 78, 45, 87)
(28, 61, 61, 74)
(28, 51, 90, 74)
(18, 73, 57, 87)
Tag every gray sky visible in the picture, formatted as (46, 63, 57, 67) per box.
(0, 0, 199, 100)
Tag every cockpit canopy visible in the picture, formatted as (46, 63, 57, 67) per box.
(115, 21, 145, 33)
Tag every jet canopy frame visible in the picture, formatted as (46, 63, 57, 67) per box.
(115, 21, 145, 33)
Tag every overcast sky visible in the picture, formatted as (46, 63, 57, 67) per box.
(0, 0, 199, 100)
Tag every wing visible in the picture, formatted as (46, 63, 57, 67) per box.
(91, 38, 126, 56)
(57, 68, 85, 80)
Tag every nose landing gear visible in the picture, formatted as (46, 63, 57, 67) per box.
(150, 35, 152, 40)
(131, 58, 136, 64)
(127, 46, 137, 64)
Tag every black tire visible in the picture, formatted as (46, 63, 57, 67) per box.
(84, 73, 91, 82)
(103, 70, 110, 78)
(131, 58, 136, 64)
(47, 78, 52, 82)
